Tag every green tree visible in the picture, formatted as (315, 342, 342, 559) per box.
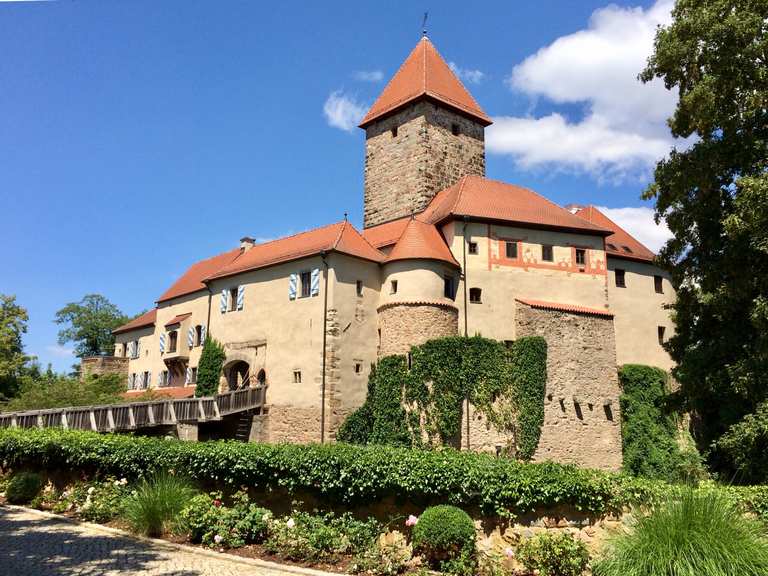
(0, 295, 32, 401)
(3, 372, 125, 413)
(54, 294, 129, 358)
(641, 0, 768, 457)
(195, 335, 225, 397)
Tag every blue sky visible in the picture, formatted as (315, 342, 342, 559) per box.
(0, 0, 678, 372)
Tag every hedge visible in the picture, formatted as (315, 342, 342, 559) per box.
(1, 429, 765, 521)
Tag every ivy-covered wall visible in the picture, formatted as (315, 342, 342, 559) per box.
(337, 335, 547, 458)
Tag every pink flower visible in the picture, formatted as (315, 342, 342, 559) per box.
(504, 547, 515, 559)
(213, 499, 222, 508)
(405, 515, 419, 527)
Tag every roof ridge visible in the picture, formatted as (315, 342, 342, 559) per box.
(249, 220, 345, 250)
(331, 219, 348, 251)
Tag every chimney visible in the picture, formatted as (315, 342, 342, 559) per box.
(240, 236, 255, 251)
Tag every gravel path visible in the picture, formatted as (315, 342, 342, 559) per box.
(0, 506, 321, 576)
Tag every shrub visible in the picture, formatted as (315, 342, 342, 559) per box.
(79, 477, 131, 523)
(195, 336, 225, 397)
(123, 473, 196, 536)
(178, 490, 271, 548)
(352, 530, 412, 576)
(714, 400, 768, 483)
(6, 471, 44, 504)
(593, 489, 768, 576)
(3, 373, 125, 413)
(517, 532, 590, 576)
(411, 505, 476, 574)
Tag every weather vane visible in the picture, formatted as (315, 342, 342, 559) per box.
(422, 12, 428, 37)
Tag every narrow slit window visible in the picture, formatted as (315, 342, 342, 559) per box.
(615, 269, 626, 288)
(356, 280, 363, 297)
(542, 244, 553, 262)
(390, 280, 398, 294)
(658, 326, 666, 345)
(444, 275, 455, 299)
(300, 270, 311, 298)
(195, 325, 203, 346)
(391, 126, 398, 138)
(469, 287, 482, 303)
(354, 363, 362, 374)
(505, 241, 518, 259)
(654, 275, 664, 294)
(293, 370, 302, 384)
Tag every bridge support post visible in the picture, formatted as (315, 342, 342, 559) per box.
(176, 423, 198, 441)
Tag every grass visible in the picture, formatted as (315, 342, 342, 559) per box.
(123, 473, 196, 537)
(593, 489, 768, 576)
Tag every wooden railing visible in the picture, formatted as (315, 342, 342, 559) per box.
(0, 386, 266, 433)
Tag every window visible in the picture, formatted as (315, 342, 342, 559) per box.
(300, 270, 311, 298)
(607, 243, 618, 251)
(444, 275, 455, 299)
(228, 287, 238, 311)
(469, 287, 482, 303)
(468, 241, 478, 255)
(142, 371, 149, 390)
(168, 331, 178, 353)
(622, 245, 633, 254)
(505, 241, 518, 259)
(190, 367, 198, 384)
(654, 275, 664, 294)
(195, 325, 203, 346)
(615, 268, 626, 288)
(293, 370, 302, 384)
(658, 325, 666, 345)
(356, 280, 363, 297)
(390, 280, 398, 294)
(575, 249, 586, 266)
(451, 123, 460, 136)
(160, 370, 169, 387)
(354, 363, 362, 374)
(542, 244, 553, 262)
(391, 126, 398, 138)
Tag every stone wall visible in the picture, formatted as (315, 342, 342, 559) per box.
(80, 356, 129, 379)
(363, 100, 485, 228)
(378, 301, 458, 356)
(263, 405, 322, 444)
(515, 303, 623, 471)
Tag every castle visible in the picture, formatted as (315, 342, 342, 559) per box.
(110, 37, 674, 470)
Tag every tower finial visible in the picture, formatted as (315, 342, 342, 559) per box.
(422, 12, 428, 37)
(344, 211, 348, 222)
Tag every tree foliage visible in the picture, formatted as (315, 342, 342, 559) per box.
(0, 295, 32, 401)
(195, 335, 225, 397)
(1, 372, 126, 413)
(714, 400, 768, 483)
(54, 294, 129, 358)
(641, 0, 768, 456)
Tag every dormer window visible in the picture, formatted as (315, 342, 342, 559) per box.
(607, 243, 618, 251)
(622, 245, 633, 254)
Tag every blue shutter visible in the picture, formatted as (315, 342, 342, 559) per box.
(146, 372, 152, 389)
(129, 373, 135, 389)
(187, 327, 194, 348)
(237, 285, 245, 310)
(185, 367, 191, 385)
(159, 333, 165, 353)
(289, 273, 298, 300)
(220, 289, 228, 313)
(311, 268, 320, 296)
(134, 341, 140, 359)
(200, 324, 207, 343)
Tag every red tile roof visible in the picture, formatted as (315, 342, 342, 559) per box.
(205, 221, 384, 281)
(157, 248, 242, 303)
(359, 37, 491, 128)
(386, 218, 459, 267)
(113, 308, 157, 335)
(422, 175, 612, 236)
(516, 298, 614, 318)
(573, 206, 656, 262)
(164, 313, 192, 327)
(122, 386, 196, 400)
(362, 216, 412, 247)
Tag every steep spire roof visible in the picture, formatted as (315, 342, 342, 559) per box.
(359, 37, 492, 128)
(386, 217, 459, 267)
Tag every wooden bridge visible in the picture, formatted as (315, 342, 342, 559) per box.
(0, 386, 266, 433)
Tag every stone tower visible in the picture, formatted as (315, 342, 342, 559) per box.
(360, 37, 492, 228)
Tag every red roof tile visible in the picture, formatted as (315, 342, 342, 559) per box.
(206, 221, 384, 281)
(359, 37, 491, 128)
(386, 218, 459, 267)
(422, 175, 612, 236)
(164, 313, 192, 327)
(122, 386, 196, 400)
(362, 216, 412, 247)
(113, 309, 157, 335)
(157, 248, 242, 303)
(573, 206, 656, 262)
(516, 298, 614, 318)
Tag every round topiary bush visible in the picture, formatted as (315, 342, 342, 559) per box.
(6, 471, 44, 504)
(412, 505, 476, 573)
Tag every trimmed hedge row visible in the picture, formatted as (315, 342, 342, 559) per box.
(0, 428, 766, 521)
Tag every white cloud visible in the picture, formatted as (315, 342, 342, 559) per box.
(448, 62, 485, 84)
(353, 70, 384, 83)
(597, 205, 672, 252)
(323, 91, 368, 133)
(487, 0, 681, 180)
(45, 344, 74, 358)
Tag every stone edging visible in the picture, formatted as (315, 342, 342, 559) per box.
(0, 503, 339, 576)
